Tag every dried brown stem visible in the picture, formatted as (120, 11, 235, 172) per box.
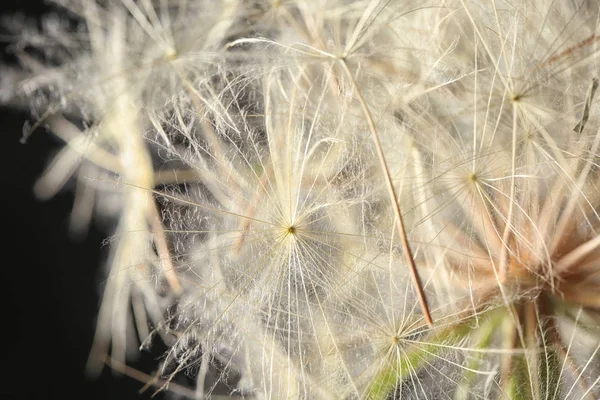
(339, 58, 433, 327)
(147, 200, 183, 294)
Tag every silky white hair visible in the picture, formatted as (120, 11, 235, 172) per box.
(4, 0, 600, 398)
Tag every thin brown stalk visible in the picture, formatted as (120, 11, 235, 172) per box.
(147, 200, 183, 294)
(339, 58, 433, 327)
(104, 356, 198, 398)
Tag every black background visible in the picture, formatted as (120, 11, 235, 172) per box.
(1, 1, 167, 398)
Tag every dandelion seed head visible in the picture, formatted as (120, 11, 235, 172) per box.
(8, 0, 600, 398)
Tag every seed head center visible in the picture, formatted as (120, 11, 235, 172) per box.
(287, 225, 297, 235)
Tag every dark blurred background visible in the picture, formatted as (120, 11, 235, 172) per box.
(1, 1, 168, 399)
